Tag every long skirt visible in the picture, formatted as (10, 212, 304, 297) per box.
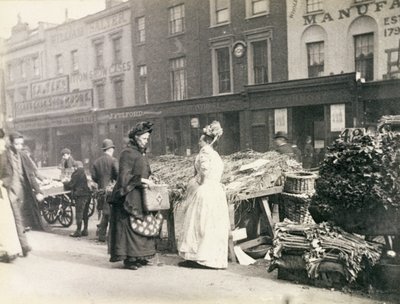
(109, 204, 156, 262)
(0, 184, 22, 261)
(179, 180, 230, 269)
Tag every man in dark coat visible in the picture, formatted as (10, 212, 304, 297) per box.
(91, 139, 119, 242)
(2, 132, 45, 256)
(64, 161, 91, 237)
(274, 132, 295, 157)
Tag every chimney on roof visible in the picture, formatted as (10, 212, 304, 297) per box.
(105, 0, 124, 9)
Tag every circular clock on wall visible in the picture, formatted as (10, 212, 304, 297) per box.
(233, 41, 246, 58)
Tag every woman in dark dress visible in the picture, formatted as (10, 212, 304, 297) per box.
(108, 121, 156, 270)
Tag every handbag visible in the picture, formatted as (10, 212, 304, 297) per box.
(142, 184, 170, 212)
(130, 212, 163, 237)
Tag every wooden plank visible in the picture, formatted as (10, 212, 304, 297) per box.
(232, 228, 247, 242)
(260, 197, 275, 238)
(228, 186, 283, 202)
(239, 235, 271, 250)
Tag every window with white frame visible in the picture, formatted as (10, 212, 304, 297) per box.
(169, 4, 185, 35)
(71, 50, 79, 72)
(216, 47, 231, 93)
(94, 42, 104, 68)
(170, 57, 187, 100)
(96, 83, 105, 108)
(32, 57, 40, 77)
(211, 0, 230, 25)
(246, 0, 269, 17)
(354, 33, 374, 81)
(138, 65, 148, 104)
(21, 60, 26, 79)
(137, 16, 145, 43)
(306, 0, 323, 13)
(55, 54, 63, 74)
(307, 41, 324, 77)
(113, 36, 122, 63)
(7, 64, 13, 81)
(114, 78, 124, 107)
(251, 40, 269, 84)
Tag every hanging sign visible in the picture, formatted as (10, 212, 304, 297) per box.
(274, 108, 288, 133)
(330, 104, 345, 132)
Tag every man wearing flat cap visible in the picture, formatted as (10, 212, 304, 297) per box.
(91, 139, 119, 242)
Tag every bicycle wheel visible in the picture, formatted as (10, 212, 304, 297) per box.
(58, 205, 73, 227)
(41, 197, 59, 224)
(88, 197, 96, 218)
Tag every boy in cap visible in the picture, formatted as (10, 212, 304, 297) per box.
(64, 161, 91, 237)
(59, 148, 75, 181)
(91, 139, 118, 242)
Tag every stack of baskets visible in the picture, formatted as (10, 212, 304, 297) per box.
(279, 171, 317, 224)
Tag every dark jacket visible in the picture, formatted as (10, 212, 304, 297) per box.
(2, 149, 44, 230)
(64, 168, 91, 198)
(91, 153, 119, 189)
(275, 143, 295, 157)
(110, 143, 151, 220)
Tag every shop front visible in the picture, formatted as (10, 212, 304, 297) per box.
(245, 73, 358, 162)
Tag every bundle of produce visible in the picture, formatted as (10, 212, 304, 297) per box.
(150, 150, 302, 207)
(39, 179, 66, 196)
(310, 132, 400, 234)
(221, 150, 302, 203)
(268, 220, 382, 283)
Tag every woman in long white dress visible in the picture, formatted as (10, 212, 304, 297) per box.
(178, 121, 230, 269)
(0, 129, 22, 262)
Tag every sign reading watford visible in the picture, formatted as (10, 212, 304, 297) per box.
(15, 90, 93, 118)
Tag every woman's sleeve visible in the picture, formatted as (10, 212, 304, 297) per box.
(119, 150, 142, 195)
(198, 149, 212, 183)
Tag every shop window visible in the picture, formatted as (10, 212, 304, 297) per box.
(306, 0, 323, 13)
(210, 0, 230, 26)
(307, 41, 324, 78)
(252, 40, 269, 84)
(137, 16, 145, 43)
(166, 118, 182, 155)
(55, 54, 63, 74)
(354, 33, 374, 81)
(170, 57, 187, 101)
(113, 36, 122, 64)
(216, 47, 231, 93)
(96, 84, 105, 108)
(94, 42, 104, 68)
(71, 50, 79, 72)
(169, 4, 185, 35)
(138, 65, 148, 104)
(113, 79, 124, 107)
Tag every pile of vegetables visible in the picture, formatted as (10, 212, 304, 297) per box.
(150, 150, 302, 207)
(268, 220, 382, 283)
(310, 132, 400, 232)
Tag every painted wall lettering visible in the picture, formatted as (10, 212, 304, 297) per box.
(31, 76, 69, 99)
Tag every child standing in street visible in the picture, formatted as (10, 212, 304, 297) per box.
(63, 161, 91, 237)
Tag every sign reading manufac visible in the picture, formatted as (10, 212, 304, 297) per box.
(15, 90, 93, 118)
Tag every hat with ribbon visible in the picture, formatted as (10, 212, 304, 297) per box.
(101, 138, 115, 150)
(128, 121, 154, 139)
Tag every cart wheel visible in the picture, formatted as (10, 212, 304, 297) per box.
(88, 197, 96, 218)
(41, 198, 59, 224)
(58, 205, 73, 227)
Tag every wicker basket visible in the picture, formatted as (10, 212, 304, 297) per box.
(284, 171, 317, 194)
(279, 192, 315, 224)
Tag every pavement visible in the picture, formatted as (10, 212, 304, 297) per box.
(0, 216, 398, 304)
